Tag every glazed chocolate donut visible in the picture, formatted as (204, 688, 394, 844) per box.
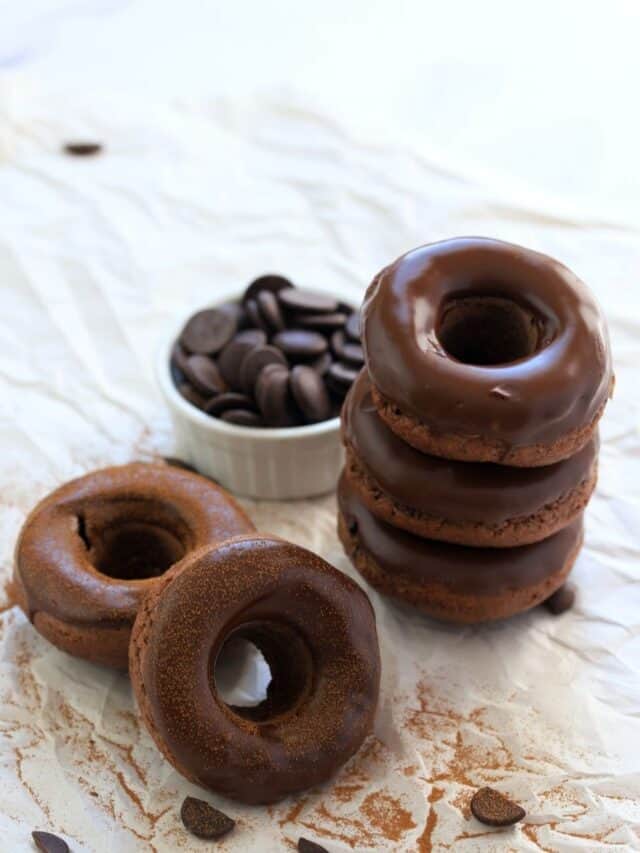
(338, 473, 583, 623)
(363, 237, 613, 466)
(343, 370, 598, 547)
(12, 463, 254, 669)
(129, 536, 380, 804)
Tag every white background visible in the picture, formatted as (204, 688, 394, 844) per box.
(2, 0, 640, 228)
(1, 2, 639, 852)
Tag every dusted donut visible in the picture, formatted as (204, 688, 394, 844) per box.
(343, 370, 598, 547)
(338, 473, 583, 624)
(129, 536, 380, 805)
(363, 237, 613, 466)
(12, 463, 254, 669)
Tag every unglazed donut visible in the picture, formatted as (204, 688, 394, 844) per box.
(12, 463, 254, 669)
(129, 536, 380, 804)
(337, 473, 583, 624)
(362, 237, 613, 466)
(342, 370, 598, 547)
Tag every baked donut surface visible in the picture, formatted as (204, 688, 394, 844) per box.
(12, 463, 254, 669)
(343, 370, 598, 547)
(129, 536, 380, 805)
(363, 237, 613, 466)
(337, 473, 583, 624)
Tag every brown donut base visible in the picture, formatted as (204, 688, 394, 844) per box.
(33, 613, 131, 670)
(9, 571, 133, 670)
(129, 558, 201, 785)
(372, 384, 610, 467)
(337, 511, 581, 624)
(344, 446, 597, 548)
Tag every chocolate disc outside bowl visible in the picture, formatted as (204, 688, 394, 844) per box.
(156, 286, 362, 500)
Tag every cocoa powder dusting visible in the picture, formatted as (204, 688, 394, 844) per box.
(269, 672, 631, 850)
(330, 784, 364, 804)
(416, 786, 444, 852)
(275, 736, 419, 849)
(359, 791, 416, 842)
(400, 676, 632, 850)
(3, 628, 195, 852)
(2, 503, 634, 853)
(277, 798, 309, 829)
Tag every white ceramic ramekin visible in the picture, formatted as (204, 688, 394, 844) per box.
(156, 293, 359, 500)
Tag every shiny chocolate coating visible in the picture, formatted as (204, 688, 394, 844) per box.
(343, 370, 598, 524)
(362, 237, 612, 447)
(130, 536, 380, 804)
(338, 474, 584, 596)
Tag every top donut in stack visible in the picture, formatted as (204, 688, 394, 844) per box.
(338, 237, 613, 623)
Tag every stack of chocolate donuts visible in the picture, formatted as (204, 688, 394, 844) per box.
(338, 237, 613, 623)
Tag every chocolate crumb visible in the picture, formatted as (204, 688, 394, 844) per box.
(63, 142, 102, 157)
(180, 796, 235, 839)
(544, 583, 576, 615)
(32, 831, 69, 853)
(298, 838, 329, 853)
(470, 787, 525, 827)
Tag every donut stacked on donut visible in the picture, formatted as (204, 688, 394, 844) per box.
(338, 237, 613, 623)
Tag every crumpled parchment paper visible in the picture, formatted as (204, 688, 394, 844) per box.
(0, 79, 639, 852)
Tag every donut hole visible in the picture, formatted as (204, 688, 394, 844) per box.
(214, 638, 272, 709)
(213, 621, 313, 723)
(92, 523, 186, 580)
(76, 501, 190, 581)
(437, 295, 544, 366)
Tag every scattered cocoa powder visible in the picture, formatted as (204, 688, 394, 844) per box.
(99, 735, 148, 786)
(359, 791, 416, 842)
(329, 784, 363, 804)
(416, 786, 444, 852)
(2, 547, 633, 852)
(295, 808, 367, 848)
(268, 671, 634, 849)
(116, 771, 146, 815)
(277, 798, 309, 829)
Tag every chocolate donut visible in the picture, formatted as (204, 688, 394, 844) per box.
(129, 536, 380, 804)
(338, 474, 583, 623)
(343, 370, 598, 547)
(12, 463, 254, 669)
(363, 237, 613, 466)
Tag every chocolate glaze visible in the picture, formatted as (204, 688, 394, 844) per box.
(14, 463, 253, 629)
(131, 536, 380, 804)
(363, 237, 612, 446)
(338, 474, 583, 596)
(343, 370, 598, 524)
